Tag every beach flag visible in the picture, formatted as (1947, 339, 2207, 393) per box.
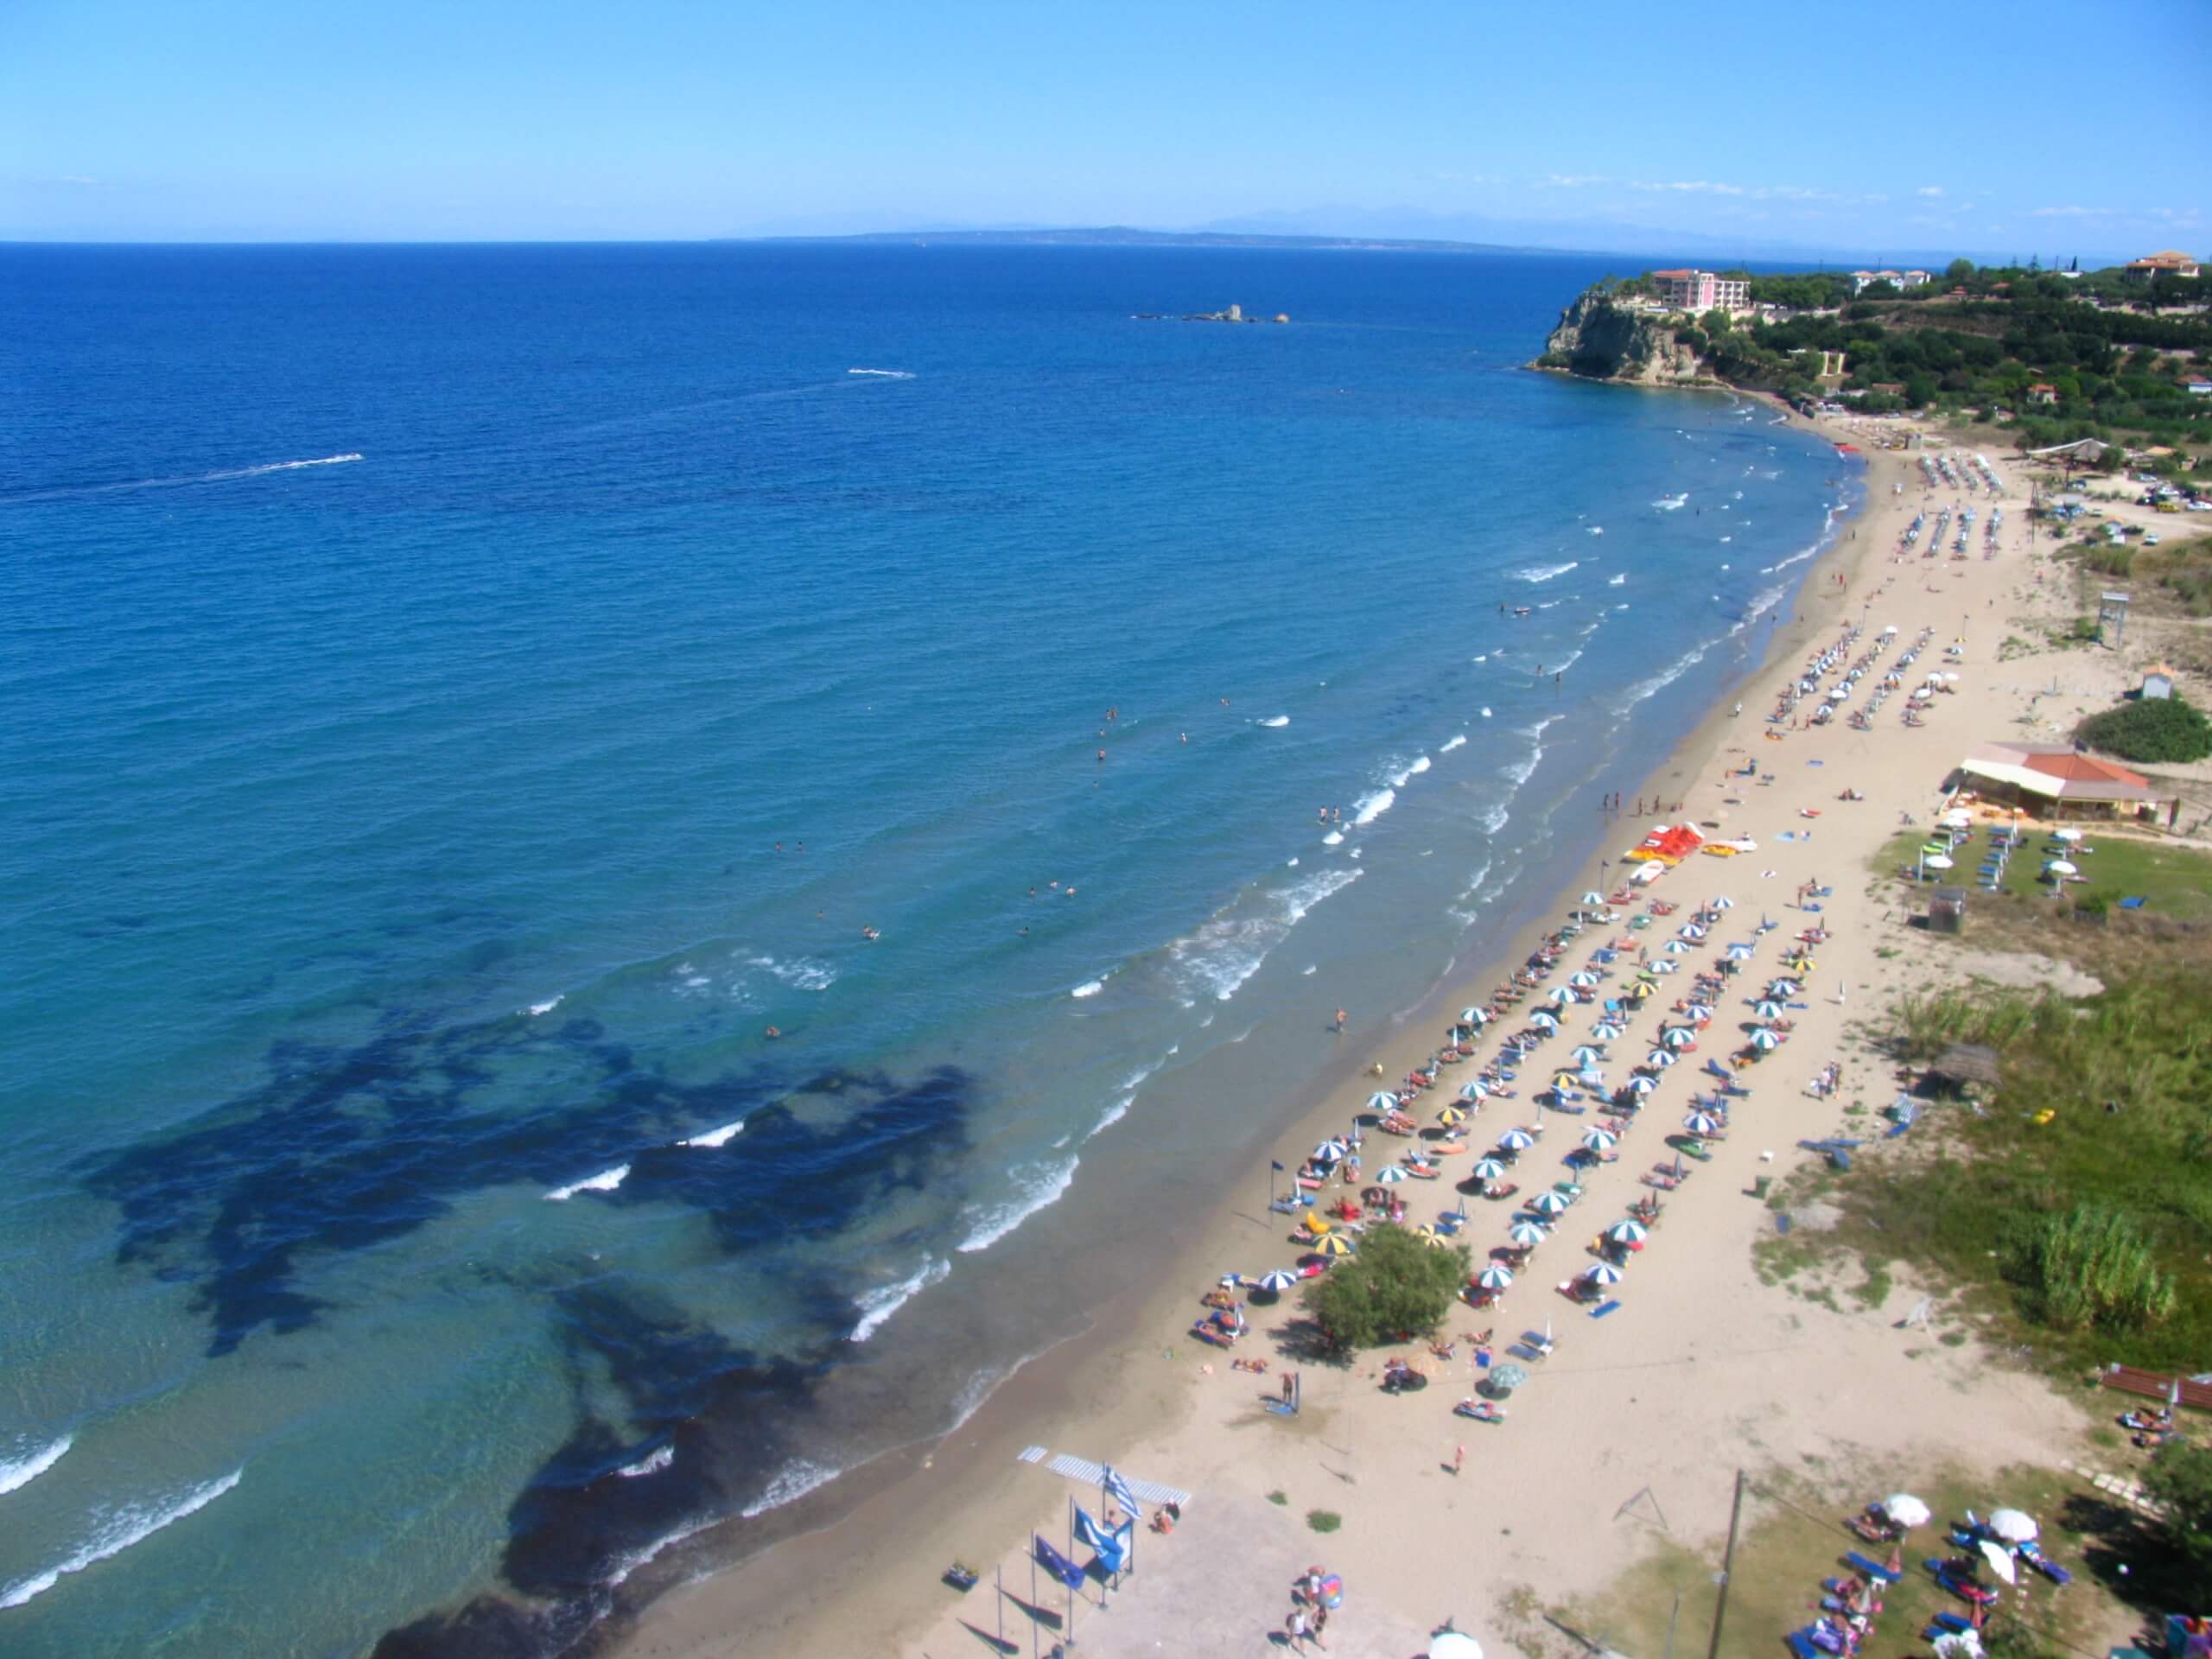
(1076, 1506, 1134, 1574)
(1033, 1535, 1084, 1589)
(1270, 1160, 1285, 1171)
(1101, 1465, 1141, 1520)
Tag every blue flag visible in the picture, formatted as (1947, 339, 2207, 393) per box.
(1271, 1160, 1285, 1171)
(1034, 1535, 1084, 1589)
(1075, 1507, 1132, 1574)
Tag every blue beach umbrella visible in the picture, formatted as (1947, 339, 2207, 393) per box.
(1508, 1221, 1547, 1246)
(1754, 1001, 1784, 1020)
(1476, 1264, 1515, 1290)
(1684, 1110, 1722, 1134)
(1498, 1128, 1535, 1151)
(1750, 1029, 1780, 1051)
(1256, 1269, 1302, 1293)
(1367, 1092, 1401, 1114)
(1624, 1076, 1658, 1095)
(1313, 1138, 1349, 1162)
(1662, 1027, 1695, 1049)
(1568, 971, 1601, 988)
(1582, 1262, 1624, 1286)
(1472, 1157, 1508, 1180)
(1570, 1046, 1605, 1065)
(1725, 943, 1755, 962)
(1607, 1219, 1648, 1244)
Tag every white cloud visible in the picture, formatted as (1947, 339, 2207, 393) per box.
(2031, 205, 2115, 219)
(1541, 174, 1607, 188)
(1630, 180, 1745, 196)
(1916, 185, 1945, 198)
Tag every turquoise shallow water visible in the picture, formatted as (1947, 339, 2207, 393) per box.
(0, 242, 1852, 1654)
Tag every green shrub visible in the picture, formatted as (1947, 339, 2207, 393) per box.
(2006, 1204, 2176, 1330)
(1300, 1224, 1471, 1351)
(2077, 695, 2212, 764)
(1306, 1510, 1342, 1534)
(2142, 1440, 2212, 1568)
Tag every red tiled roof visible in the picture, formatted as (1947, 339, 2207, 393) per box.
(2023, 752, 2149, 787)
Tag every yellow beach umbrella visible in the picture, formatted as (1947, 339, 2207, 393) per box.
(1313, 1233, 1354, 1257)
(1438, 1106, 1469, 1127)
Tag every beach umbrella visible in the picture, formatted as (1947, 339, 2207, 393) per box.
(1883, 1494, 1931, 1528)
(1662, 1027, 1695, 1048)
(1508, 1221, 1547, 1246)
(1750, 1029, 1780, 1051)
(1986, 1509, 2038, 1544)
(1429, 1633, 1484, 1659)
(1458, 1006, 1492, 1027)
(1725, 943, 1754, 961)
(1882, 625, 1899, 635)
(1459, 1080, 1489, 1103)
(1754, 1001, 1783, 1019)
(1256, 1269, 1302, 1294)
(1545, 986, 1576, 1005)
(1944, 671, 1961, 683)
(1374, 1165, 1409, 1185)
(1607, 1218, 1648, 1244)
(1568, 970, 1601, 988)
(1591, 1021, 1624, 1040)
(1311, 1233, 1354, 1258)
(1313, 1138, 1349, 1162)
(1438, 1105, 1469, 1128)
(1498, 1128, 1535, 1151)
(1644, 1049, 1678, 1070)
(1924, 855, 1954, 870)
(1475, 1264, 1515, 1291)
(1582, 1262, 1624, 1285)
(2044, 859, 2076, 876)
(1472, 1157, 1508, 1180)
(1711, 895, 1736, 911)
(1551, 1071, 1586, 1095)
(1625, 1075, 1658, 1095)
(1487, 1362, 1529, 1391)
(1366, 1092, 1400, 1114)
(1569, 1045, 1605, 1065)
(1580, 891, 1604, 906)
(1769, 979, 1800, 997)
(1979, 1541, 2018, 1585)
(1580, 1128, 1618, 1152)
(1529, 1011, 1560, 1031)
(1684, 1110, 1722, 1135)
(1529, 1191, 1569, 1217)
(1662, 939, 1690, 956)
(1680, 923, 1707, 940)
(2052, 827, 2082, 843)
(1627, 982, 1654, 1001)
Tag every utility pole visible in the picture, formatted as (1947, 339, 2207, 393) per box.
(1706, 1469, 1748, 1659)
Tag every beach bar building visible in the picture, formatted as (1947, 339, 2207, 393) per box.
(1952, 742, 2176, 822)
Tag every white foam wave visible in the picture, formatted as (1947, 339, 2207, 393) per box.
(1301, 963, 1318, 976)
(1608, 574, 1626, 587)
(1259, 715, 1290, 728)
(743, 1459, 845, 1520)
(1768, 544, 1817, 573)
(1352, 788, 1395, 825)
(1387, 755, 1431, 787)
(1479, 804, 1510, 835)
(1501, 715, 1559, 790)
(0, 1436, 71, 1498)
(618, 1446, 676, 1478)
(849, 1258, 951, 1342)
(1548, 648, 1583, 676)
(847, 368, 914, 378)
(545, 1164, 631, 1200)
(958, 1157, 1080, 1253)
(524, 995, 563, 1017)
(1321, 830, 1344, 845)
(745, 954, 836, 992)
(1515, 561, 1580, 583)
(607, 1516, 717, 1586)
(1166, 867, 1362, 1004)
(678, 1120, 745, 1149)
(0, 1469, 241, 1610)
(1651, 493, 1688, 511)
(1480, 707, 1492, 718)
(1071, 979, 1104, 999)
(1587, 526, 1605, 536)
(1617, 644, 1712, 709)
(1440, 734, 1466, 753)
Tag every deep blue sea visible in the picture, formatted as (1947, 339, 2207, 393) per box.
(0, 241, 1850, 1656)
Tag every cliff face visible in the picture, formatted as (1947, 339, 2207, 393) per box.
(1535, 292, 1715, 386)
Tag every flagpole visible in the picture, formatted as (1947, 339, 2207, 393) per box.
(1030, 1547, 1039, 1659)
(1066, 1496, 1077, 1643)
(995, 1562, 1004, 1651)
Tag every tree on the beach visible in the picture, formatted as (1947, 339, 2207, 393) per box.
(1300, 1224, 1471, 1351)
(2143, 1440, 2212, 1569)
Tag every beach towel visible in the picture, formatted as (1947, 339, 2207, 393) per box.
(1589, 1300, 1621, 1319)
(1844, 1550, 1900, 1582)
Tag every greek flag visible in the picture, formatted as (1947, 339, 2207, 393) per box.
(1101, 1464, 1141, 1520)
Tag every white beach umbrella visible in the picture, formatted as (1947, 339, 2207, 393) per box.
(1429, 1631, 1484, 1659)
(1582, 1262, 1624, 1285)
(1313, 1138, 1350, 1162)
(1680, 923, 1707, 940)
(1374, 1165, 1409, 1185)
(1569, 1045, 1605, 1065)
(1827, 687, 1848, 702)
(1684, 1110, 1723, 1135)
(1459, 1081, 1490, 1103)
(1459, 1006, 1492, 1027)
(1662, 1027, 1695, 1049)
(1925, 855, 1954, 870)
(1580, 891, 1604, 906)
(2044, 859, 2077, 876)
(1472, 1157, 1508, 1180)
(1725, 944, 1755, 962)
(1580, 1128, 1618, 1152)
(1986, 1509, 2038, 1543)
(1569, 970, 1601, 988)
(1607, 1219, 1648, 1244)
(1884, 1494, 1932, 1528)
(1645, 1049, 1678, 1069)
(1944, 671, 1961, 682)
(1475, 1265, 1515, 1290)
(1498, 1128, 1535, 1151)
(1529, 1190, 1569, 1216)
(1882, 625, 1899, 635)
(1592, 1021, 1624, 1040)
(1529, 1011, 1560, 1031)
(1366, 1091, 1401, 1113)
(1979, 1540, 2017, 1585)
(1546, 986, 1576, 1005)
(1256, 1269, 1303, 1293)
(1508, 1221, 1547, 1246)
(1750, 1029, 1780, 1051)
(1711, 895, 1736, 910)
(1940, 810, 1973, 829)
(2052, 827, 2083, 843)
(1625, 1076, 1658, 1095)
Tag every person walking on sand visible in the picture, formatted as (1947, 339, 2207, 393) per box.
(1286, 1606, 1311, 1652)
(1333, 1007, 1347, 1033)
(1453, 1442, 1465, 1476)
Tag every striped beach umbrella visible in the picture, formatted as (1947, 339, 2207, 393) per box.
(1680, 923, 1707, 940)
(1374, 1165, 1409, 1185)
(1768, 979, 1800, 997)
(1508, 1221, 1547, 1246)
(1475, 1264, 1515, 1290)
(1684, 1110, 1722, 1134)
(1662, 1027, 1695, 1049)
(1568, 970, 1601, 988)
(1591, 1022, 1624, 1041)
(1750, 1029, 1780, 1051)
(1437, 1105, 1469, 1128)
(1529, 1190, 1569, 1216)
(1580, 1128, 1618, 1152)
(1582, 1262, 1624, 1286)
(1459, 1007, 1492, 1027)
(1546, 986, 1576, 1005)
(1643, 1049, 1676, 1070)
(1662, 939, 1691, 956)
(1754, 1001, 1784, 1020)
(1711, 896, 1736, 910)
(1624, 1075, 1658, 1095)
(1497, 1128, 1535, 1151)
(1529, 1011, 1560, 1031)
(1313, 1138, 1349, 1162)
(1627, 982, 1654, 1001)
(1551, 1071, 1586, 1095)
(1606, 1219, 1648, 1244)
(1570, 1045, 1605, 1065)
(1459, 1080, 1489, 1103)
(1366, 1091, 1401, 1113)
(1471, 1157, 1508, 1181)
(1256, 1269, 1302, 1293)
(1725, 943, 1755, 961)
(1312, 1233, 1354, 1257)
(1580, 890, 1604, 905)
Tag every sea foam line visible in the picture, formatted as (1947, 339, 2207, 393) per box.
(545, 1164, 630, 1200)
(1351, 788, 1395, 826)
(957, 1157, 1079, 1254)
(0, 1469, 242, 1610)
(849, 1258, 951, 1343)
(617, 1446, 675, 1478)
(678, 1120, 745, 1149)
(0, 1436, 71, 1499)
(1514, 561, 1579, 583)
(1439, 734, 1466, 753)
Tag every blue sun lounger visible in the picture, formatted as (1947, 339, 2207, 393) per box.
(1843, 1550, 1901, 1582)
(1785, 1628, 1825, 1659)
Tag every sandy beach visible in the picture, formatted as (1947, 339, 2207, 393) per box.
(625, 405, 2161, 1659)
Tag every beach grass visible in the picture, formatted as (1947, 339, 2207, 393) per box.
(1552, 1461, 2129, 1659)
(1872, 826, 2212, 925)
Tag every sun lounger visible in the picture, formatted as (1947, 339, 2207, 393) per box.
(1588, 1300, 1620, 1319)
(1844, 1551, 1900, 1582)
(1506, 1342, 1545, 1363)
(1785, 1628, 1824, 1659)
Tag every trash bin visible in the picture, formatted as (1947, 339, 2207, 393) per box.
(1753, 1175, 1773, 1200)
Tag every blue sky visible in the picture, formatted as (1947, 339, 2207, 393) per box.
(3, 0, 2205, 257)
